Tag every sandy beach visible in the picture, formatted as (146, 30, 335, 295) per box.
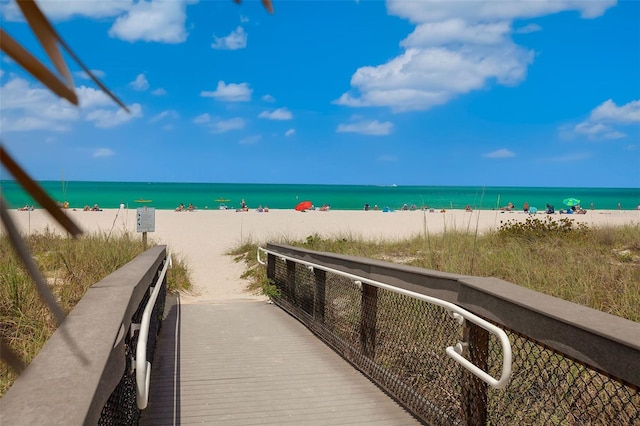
(5, 207, 639, 303)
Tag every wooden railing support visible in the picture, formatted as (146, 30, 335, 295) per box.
(314, 269, 326, 322)
(360, 284, 378, 359)
(461, 322, 489, 425)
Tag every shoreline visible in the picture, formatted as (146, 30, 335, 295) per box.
(5, 208, 639, 303)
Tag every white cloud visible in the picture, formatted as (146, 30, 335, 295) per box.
(3, 1, 195, 43)
(212, 26, 247, 50)
(150, 110, 179, 123)
(193, 113, 245, 133)
(573, 122, 625, 139)
(0, 76, 141, 132)
(85, 103, 143, 128)
(336, 0, 615, 112)
(77, 86, 114, 109)
(201, 81, 252, 102)
(401, 20, 511, 47)
(239, 135, 262, 145)
(386, 1, 615, 23)
(108, 1, 192, 43)
(514, 23, 542, 34)
(151, 88, 167, 96)
(210, 117, 246, 133)
(0, 116, 67, 132)
(573, 99, 639, 140)
(93, 148, 115, 158)
(259, 108, 293, 120)
(193, 113, 211, 124)
(483, 149, 516, 159)
(336, 120, 393, 136)
(262, 94, 276, 103)
(129, 73, 149, 91)
(1, 1, 130, 21)
(589, 99, 640, 123)
(0, 77, 78, 132)
(285, 128, 295, 137)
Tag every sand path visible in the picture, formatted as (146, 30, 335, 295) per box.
(6, 208, 638, 303)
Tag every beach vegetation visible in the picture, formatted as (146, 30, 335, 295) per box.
(0, 231, 191, 396)
(228, 242, 281, 298)
(233, 221, 640, 323)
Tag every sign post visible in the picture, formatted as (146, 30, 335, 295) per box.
(136, 207, 155, 249)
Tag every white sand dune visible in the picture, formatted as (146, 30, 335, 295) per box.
(6, 207, 639, 303)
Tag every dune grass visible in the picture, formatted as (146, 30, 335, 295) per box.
(0, 230, 191, 396)
(234, 217, 640, 323)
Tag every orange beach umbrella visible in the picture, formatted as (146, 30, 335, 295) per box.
(295, 201, 313, 211)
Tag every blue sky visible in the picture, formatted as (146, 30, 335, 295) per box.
(1, 0, 639, 188)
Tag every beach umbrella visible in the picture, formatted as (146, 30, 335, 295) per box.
(563, 198, 581, 207)
(295, 201, 313, 211)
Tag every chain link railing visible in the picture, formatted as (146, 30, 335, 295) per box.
(0, 246, 168, 426)
(99, 258, 168, 425)
(261, 244, 639, 425)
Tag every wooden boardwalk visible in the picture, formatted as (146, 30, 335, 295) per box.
(140, 296, 419, 425)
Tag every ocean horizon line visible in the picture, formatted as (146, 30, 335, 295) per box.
(2, 180, 639, 211)
(2, 179, 639, 190)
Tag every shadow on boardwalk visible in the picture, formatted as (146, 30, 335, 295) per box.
(140, 295, 419, 425)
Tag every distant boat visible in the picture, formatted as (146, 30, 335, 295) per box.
(134, 199, 152, 203)
(391, 184, 398, 187)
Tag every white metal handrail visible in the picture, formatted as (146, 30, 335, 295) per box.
(257, 246, 512, 389)
(135, 256, 170, 409)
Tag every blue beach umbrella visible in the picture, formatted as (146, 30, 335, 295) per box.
(563, 198, 581, 207)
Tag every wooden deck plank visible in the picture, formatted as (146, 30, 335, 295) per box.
(140, 299, 419, 425)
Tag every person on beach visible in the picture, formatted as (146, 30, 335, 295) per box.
(175, 203, 184, 212)
(523, 202, 529, 213)
(500, 202, 514, 211)
(187, 203, 195, 211)
(465, 205, 472, 212)
(364, 203, 370, 211)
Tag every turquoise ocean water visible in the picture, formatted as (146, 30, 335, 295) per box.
(1, 181, 639, 211)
